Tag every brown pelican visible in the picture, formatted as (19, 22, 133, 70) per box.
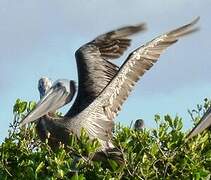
(36, 77, 64, 146)
(20, 18, 199, 153)
(187, 106, 211, 140)
(37, 77, 124, 163)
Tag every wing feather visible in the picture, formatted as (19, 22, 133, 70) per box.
(67, 23, 146, 116)
(82, 17, 199, 141)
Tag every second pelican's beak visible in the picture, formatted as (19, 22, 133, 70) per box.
(20, 87, 70, 127)
(187, 107, 211, 140)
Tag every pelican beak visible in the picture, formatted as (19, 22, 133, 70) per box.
(187, 107, 211, 139)
(20, 87, 68, 127)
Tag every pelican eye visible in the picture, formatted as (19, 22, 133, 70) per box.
(56, 82, 63, 88)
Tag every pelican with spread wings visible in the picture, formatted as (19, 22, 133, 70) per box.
(20, 18, 199, 152)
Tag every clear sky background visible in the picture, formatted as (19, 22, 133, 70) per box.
(0, 0, 211, 142)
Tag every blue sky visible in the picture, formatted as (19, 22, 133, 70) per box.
(0, 0, 211, 141)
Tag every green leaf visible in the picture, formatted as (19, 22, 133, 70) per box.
(70, 174, 86, 180)
(35, 162, 45, 174)
(165, 115, 173, 128)
(28, 101, 36, 112)
(108, 160, 118, 171)
(13, 99, 27, 114)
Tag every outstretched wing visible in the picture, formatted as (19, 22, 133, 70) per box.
(187, 106, 211, 140)
(66, 23, 146, 116)
(81, 17, 199, 141)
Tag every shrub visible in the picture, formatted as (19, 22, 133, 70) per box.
(0, 99, 211, 179)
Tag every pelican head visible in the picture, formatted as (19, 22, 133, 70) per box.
(20, 79, 76, 126)
(134, 119, 144, 130)
(38, 77, 53, 98)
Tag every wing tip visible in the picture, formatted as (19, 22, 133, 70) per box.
(167, 16, 200, 38)
(191, 16, 200, 25)
(134, 22, 147, 32)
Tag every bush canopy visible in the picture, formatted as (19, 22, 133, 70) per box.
(0, 98, 211, 179)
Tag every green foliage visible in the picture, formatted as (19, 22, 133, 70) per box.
(0, 99, 211, 179)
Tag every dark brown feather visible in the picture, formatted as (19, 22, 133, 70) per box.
(66, 23, 146, 116)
